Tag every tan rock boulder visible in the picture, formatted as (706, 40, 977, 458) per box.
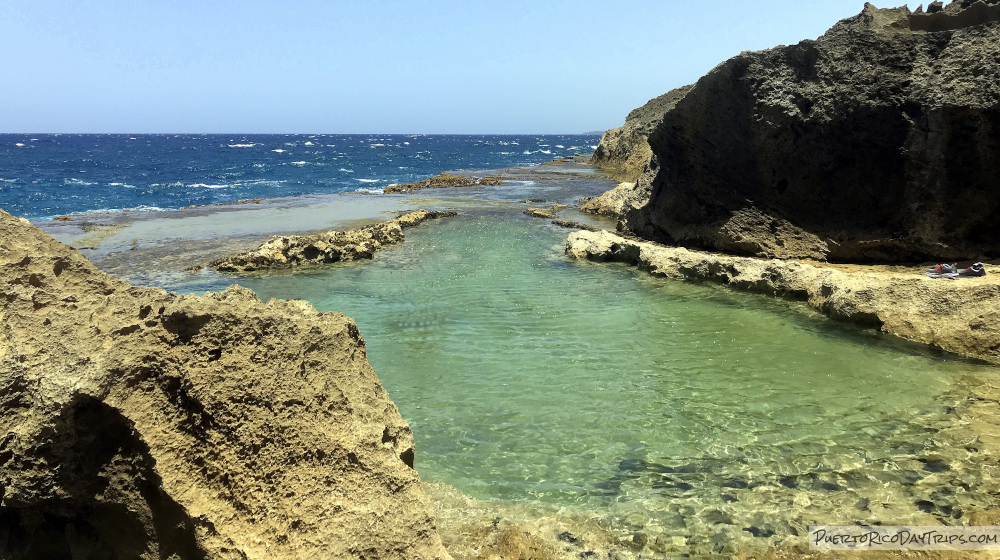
(0, 210, 451, 559)
(579, 182, 640, 220)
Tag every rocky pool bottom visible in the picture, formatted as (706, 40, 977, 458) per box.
(155, 211, 1000, 558)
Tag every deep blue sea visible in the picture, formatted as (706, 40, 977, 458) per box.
(0, 134, 600, 220)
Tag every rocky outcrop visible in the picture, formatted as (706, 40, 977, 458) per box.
(579, 182, 641, 220)
(596, 0, 1000, 262)
(566, 229, 1000, 363)
(523, 205, 568, 219)
(209, 209, 457, 272)
(590, 86, 692, 182)
(383, 173, 505, 194)
(0, 210, 451, 559)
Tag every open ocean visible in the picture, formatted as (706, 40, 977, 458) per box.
(0, 134, 600, 220)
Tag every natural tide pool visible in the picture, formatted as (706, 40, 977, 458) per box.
(170, 211, 999, 552)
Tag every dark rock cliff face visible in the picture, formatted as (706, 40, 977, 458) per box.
(601, 1, 1000, 262)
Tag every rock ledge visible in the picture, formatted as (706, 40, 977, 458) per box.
(567, 229, 1000, 363)
(0, 209, 451, 560)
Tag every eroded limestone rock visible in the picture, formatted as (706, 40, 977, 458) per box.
(566, 229, 1000, 363)
(209, 209, 457, 272)
(383, 173, 505, 194)
(595, 0, 1000, 262)
(0, 210, 451, 560)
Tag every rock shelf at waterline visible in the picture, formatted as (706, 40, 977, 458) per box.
(566, 228, 1000, 364)
(204, 209, 458, 273)
(383, 172, 506, 194)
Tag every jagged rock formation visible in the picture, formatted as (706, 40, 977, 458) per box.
(209, 209, 457, 272)
(0, 210, 452, 559)
(595, 0, 1000, 262)
(579, 182, 641, 220)
(590, 86, 692, 182)
(383, 173, 505, 194)
(566, 229, 1000, 363)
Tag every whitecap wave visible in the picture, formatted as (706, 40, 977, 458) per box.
(190, 183, 228, 189)
(339, 168, 354, 173)
(272, 149, 286, 153)
(356, 178, 380, 183)
(15, 143, 25, 147)
(303, 141, 314, 146)
(369, 143, 386, 148)
(354, 187, 383, 194)
(63, 178, 96, 186)
(108, 182, 137, 188)
(290, 161, 308, 165)
(229, 143, 256, 148)
(555, 145, 565, 148)
(0, 178, 18, 183)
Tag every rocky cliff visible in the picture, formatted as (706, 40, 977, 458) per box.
(596, 0, 1000, 262)
(0, 210, 451, 559)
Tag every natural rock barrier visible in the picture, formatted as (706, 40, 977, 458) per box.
(383, 173, 505, 194)
(566, 229, 1000, 364)
(594, 1, 1000, 262)
(209, 209, 457, 272)
(523, 205, 568, 219)
(0, 210, 451, 560)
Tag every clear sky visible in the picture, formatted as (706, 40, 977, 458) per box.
(1, 1, 905, 134)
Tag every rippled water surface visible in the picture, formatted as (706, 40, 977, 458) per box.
(173, 212, 999, 550)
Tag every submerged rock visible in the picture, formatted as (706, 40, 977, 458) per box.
(209, 209, 457, 272)
(595, 1, 1000, 262)
(0, 210, 451, 559)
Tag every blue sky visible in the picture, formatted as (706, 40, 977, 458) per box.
(1, 1, 903, 134)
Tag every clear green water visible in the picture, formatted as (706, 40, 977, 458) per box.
(173, 211, 998, 547)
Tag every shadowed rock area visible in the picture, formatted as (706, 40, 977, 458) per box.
(209, 209, 457, 272)
(595, 0, 1000, 262)
(0, 210, 451, 559)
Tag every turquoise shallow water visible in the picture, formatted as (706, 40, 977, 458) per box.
(171, 211, 998, 548)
